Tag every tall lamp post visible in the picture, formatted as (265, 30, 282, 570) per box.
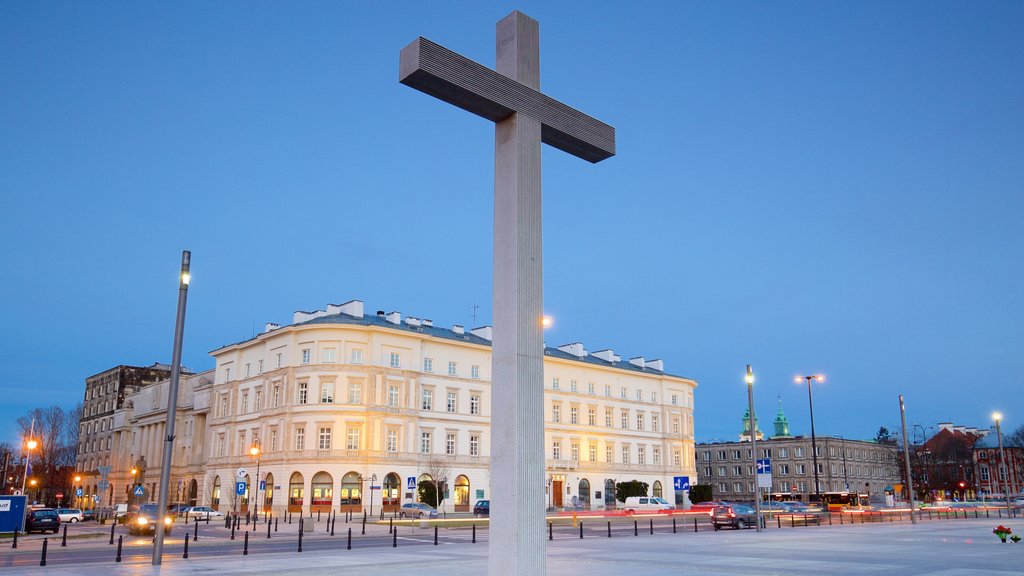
(897, 395, 916, 524)
(796, 374, 825, 504)
(153, 250, 191, 566)
(368, 473, 378, 516)
(20, 418, 38, 494)
(250, 439, 261, 521)
(746, 365, 761, 532)
(993, 413, 1012, 516)
(74, 475, 82, 509)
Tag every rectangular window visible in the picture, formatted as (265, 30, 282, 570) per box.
(351, 349, 363, 364)
(470, 394, 480, 415)
(254, 390, 261, 411)
(621, 410, 628, 430)
(778, 447, 789, 458)
(320, 382, 334, 403)
(245, 363, 251, 378)
(652, 414, 659, 432)
(389, 352, 401, 368)
(718, 466, 726, 477)
(980, 465, 990, 481)
(636, 389, 643, 401)
(621, 445, 630, 464)
(447, 392, 457, 413)
(570, 380, 578, 392)
(270, 429, 278, 452)
(239, 431, 246, 455)
(318, 427, 332, 450)
(388, 385, 399, 407)
(620, 387, 627, 399)
(653, 446, 661, 465)
(423, 357, 433, 372)
(348, 382, 362, 404)
(386, 430, 398, 453)
(604, 385, 611, 397)
(553, 441, 561, 460)
(241, 393, 249, 414)
(795, 447, 805, 458)
(651, 392, 657, 403)
(276, 353, 282, 368)
(446, 433, 456, 455)
(470, 434, 480, 457)
(301, 349, 311, 364)
(298, 382, 308, 405)
(671, 394, 678, 405)
(420, 431, 431, 454)
(552, 377, 560, 390)
(346, 428, 360, 450)
(322, 348, 336, 363)
(637, 446, 646, 465)
(605, 410, 613, 428)
(672, 419, 680, 435)
(295, 428, 305, 451)
(258, 360, 264, 374)
(588, 408, 596, 426)
(225, 367, 231, 381)
(606, 445, 613, 463)
(673, 450, 681, 467)
(421, 389, 433, 411)
(796, 464, 806, 475)
(471, 365, 480, 379)
(636, 413, 644, 431)
(571, 443, 579, 461)
(552, 404, 561, 423)
(448, 361, 457, 376)
(589, 443, 597, 462)
(570, 407, 578, 424)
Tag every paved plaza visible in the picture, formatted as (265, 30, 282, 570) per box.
(1, 516, 1020, 575)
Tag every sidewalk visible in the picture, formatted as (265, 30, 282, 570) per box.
(2, 517, 1020, 575)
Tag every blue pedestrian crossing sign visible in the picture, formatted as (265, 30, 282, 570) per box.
(673, 476, 690, 491)
(407, 476, 416, 490)
(235, 481, 247, 496)
(75, 488, 83, 497)
(133, 485, 145, 496)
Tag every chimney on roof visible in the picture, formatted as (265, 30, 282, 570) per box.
(377, 310, 385, 317)
(327, 300, 364, 318)
(628, 356, 645, 368)
(557, 343, 588, 358)
(406, 316, 422, 327)
(385, 311, 401, 325)
(592, 349, 619, 363)
(263, 323, 280, 334)
(645, 359, 664, 371)
(470, 326, 492, 340)
(422, 319, 433, 327)
(293, 309, 327, 324)
(452, 325, 464, 335)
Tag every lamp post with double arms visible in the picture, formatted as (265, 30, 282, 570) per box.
(250, 439, 261, 521)
(993, 413, 1012, 516)
(796, 374, 825, 504)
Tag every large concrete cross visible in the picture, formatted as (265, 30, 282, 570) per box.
(400, 11, 614, 576)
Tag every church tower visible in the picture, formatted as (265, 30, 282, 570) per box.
(773, 396, 792, 438)
(739, 407, 763, 441)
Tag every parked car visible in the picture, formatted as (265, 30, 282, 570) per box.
(25, 508, 61, 533)
(185, 506, 224, 519)
(620, 497, 674, 513)
(759, 501, 792, 515)
(113, 503, 129, 519)
(712, 504, 757, 530)
(126, 504, 173, 536)
(168, 505, 192, 516)
(56, 508, 84, 523)
(473, 500, 490, 517)
(689, 500, 728, 514)
(399, 502, 438, 519)
(81, 509, 97, 522)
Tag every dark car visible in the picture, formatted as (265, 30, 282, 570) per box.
(473, 500, 490, 517)
(81, 509, 97, 522)
(25, 508, 61, 534)
(126, 504, 173, 536)
(712, 504, 757, 530)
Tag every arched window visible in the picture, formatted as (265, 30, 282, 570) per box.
(454, 475, 470, 510)
(289, 472, 304, 506)
(417, 474, 435, 506)
(652, 480, 663, 499)
(312, 472, 333, 508)
(578, 478, 591, 507)
(188, 479, 198, 506)
(263, 473, 274, 511)
(383, 473, 401, 508)
(242, 474, 251, 507)
(212, 476, 221, 509)
(341, 472, 362, 507)
(604, 479, 616, 507)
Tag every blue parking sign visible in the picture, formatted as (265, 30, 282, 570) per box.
(75, 488, 83, 497)
(235, 481, 247, 496)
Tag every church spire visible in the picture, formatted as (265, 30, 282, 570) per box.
(739, 407, 763, 441)
(773, 396, 792, 438)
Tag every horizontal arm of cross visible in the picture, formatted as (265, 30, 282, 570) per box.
(400, 37, 615, 163)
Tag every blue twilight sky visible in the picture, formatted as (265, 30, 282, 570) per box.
(1, 1, 1022, 446)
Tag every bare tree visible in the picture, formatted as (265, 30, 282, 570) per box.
(16, 404, 83, 505)
(424, 456, 451, 509)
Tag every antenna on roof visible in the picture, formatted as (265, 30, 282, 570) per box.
(472, 304, 479, 325)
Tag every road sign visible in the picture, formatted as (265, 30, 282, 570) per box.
(756, 458, 772, 489)
(235, 481, 247, 496)
(259, 480, 266, 490)
(407, 476, 416, 489)
(236, 468, 247, 478)
(133, 485, 145, 496)
(56, 492, 64, 499)
(370, 485, 381, 490)
(76, 488, 83, 497)
(97, 465, 111, 478)
(673, 476, 690, 491)
(13, 490, 22, 496)
(97, 480, 110, 491)
(93, 495, 100, 503)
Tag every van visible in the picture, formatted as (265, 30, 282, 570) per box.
(113, 503, 128, 518)
(620, 496, 674, 513)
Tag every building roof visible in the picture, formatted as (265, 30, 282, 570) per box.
(213, 306, 693, 381)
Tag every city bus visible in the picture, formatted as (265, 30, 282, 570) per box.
(819, 491, 870, 511)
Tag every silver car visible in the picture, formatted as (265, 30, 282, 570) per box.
(399, 502, 438, 519)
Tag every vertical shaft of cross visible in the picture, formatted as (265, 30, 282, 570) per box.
(489, 12, 546, 576)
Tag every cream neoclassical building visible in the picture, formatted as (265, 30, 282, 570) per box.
(83, 299, 698, 515)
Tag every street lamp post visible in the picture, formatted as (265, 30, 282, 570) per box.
(993, 413, 1013, 516)
(250, 440, 261, 521)
(368, 473, 378, 516)
(20, 418, 37, 494)
(153, 248, 192, 567)
(796, 375, 825, 504)
(746, 365, 761, 532)
(74, 475, 82, 509)
(898, 395, 916, 524)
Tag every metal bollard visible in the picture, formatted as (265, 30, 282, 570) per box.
(393, 526, 397, 548)
(183, 535, 189, 559)
(330, 517, 335, 537)
(116, 535, 123, 562)
(12, 529, 17, 549)
(243, 531, 249, 555)
(40, 537, 48, 567)
(549, 522, 552, 541)
(389, 517, 393, 534)
(473, 523, 477, 543)
(110, 522, 116, 545)
(318, 510, 321, 522)
(608, 521, 612, 538)
(347, 527, 352, 550)
(829, 513, 832, 526)
(231, 519, 236, 540)
(275, 517, 279, 532)
(194, 520, 199, 542)
(650, 519, 654, 535)
(298, 519, 304, 553)
(268, 516, 272, 539)
(434, 525, 438, 545)
(634, 520, 638, 536)
(62, 524, 68, 547)
(777, 515, 781, 528)
(362, 514, 366, 536)
(579, 521, 583, 539)
(694, 518, 698, 533)
(672, 518, 676, 533)
(206, 512, 210, 524)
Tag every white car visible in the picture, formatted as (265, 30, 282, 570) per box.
(56, 508, 84, 522)
(185, 506, 224, 519)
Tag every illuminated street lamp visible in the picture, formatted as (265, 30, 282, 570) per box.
(20, 421, 38, 494)
(74, 475, 82, 508)
(993, 412, 1012, 516)
(746, 365, 761, 532)
(796, 374, 825, 504)
(250, 439, 261, 521)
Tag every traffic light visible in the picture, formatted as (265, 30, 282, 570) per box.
(958, 481, 965, 489)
